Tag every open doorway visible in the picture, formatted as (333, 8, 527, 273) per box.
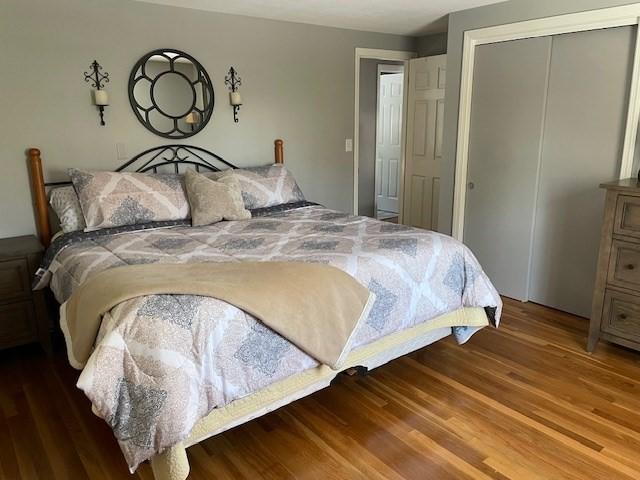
(357, 61, 405, 220)
(376, 65, 405, 222)
(353, 48, 416, 221)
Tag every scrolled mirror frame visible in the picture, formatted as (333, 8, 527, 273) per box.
(128, 48, 215, 139)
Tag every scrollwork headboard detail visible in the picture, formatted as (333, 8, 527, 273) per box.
(116, 145, 236, 175)
(27, 139, 285, 247)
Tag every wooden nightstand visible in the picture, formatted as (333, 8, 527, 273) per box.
(0, 235, 52, 354)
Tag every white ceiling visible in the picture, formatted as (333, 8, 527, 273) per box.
(135, 0, 504, 36)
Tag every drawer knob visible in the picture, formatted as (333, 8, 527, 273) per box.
(619, 313, 628, 320)
(626, 264, 636, 270)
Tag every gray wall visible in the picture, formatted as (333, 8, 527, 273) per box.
(440, 0, 640, 235)
(357, 59, 403, 218)
(416, 32, 448, 56)
(1, 0, 415, 238)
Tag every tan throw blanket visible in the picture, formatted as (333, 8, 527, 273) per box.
(61, 262, 375, 370)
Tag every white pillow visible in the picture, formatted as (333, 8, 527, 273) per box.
(49, 186, 86, 233)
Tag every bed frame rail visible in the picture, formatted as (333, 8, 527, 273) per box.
(27, 139, 285, 248)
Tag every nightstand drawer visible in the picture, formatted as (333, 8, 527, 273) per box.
(0, 258, 30, 302)
(0, 300, 37, 348)
(602, 290, 640, 341)
(614, 195, 640, 238)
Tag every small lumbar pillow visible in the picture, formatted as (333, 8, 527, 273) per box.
(184, 169, 251, 226)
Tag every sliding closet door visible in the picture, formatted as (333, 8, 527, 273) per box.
(464, 37, 551, 300)
(528, 27, 635, 317)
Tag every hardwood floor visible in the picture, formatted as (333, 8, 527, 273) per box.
(1, 298, 639, 479)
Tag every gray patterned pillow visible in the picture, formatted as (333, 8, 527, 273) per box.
(68, 169, 190, 230)
(49, 186, 86, 233)
(229, 164, 305, 209)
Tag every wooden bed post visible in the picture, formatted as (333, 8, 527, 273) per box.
(274, 139, 284, 164)
(28, 148, 52, 248)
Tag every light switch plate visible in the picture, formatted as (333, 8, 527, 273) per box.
(116, 142, 127, 160)
(345, 138, 353, 152)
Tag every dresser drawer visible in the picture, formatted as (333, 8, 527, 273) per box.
(0, 300, 37, 348)
(607, 239, 640, 290)
(0, 258, 30, 302)
(602, 289, 640, 341)
(614, 194, 640, 238)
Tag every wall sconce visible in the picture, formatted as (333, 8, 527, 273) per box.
(84, 60, 110, 126)
(225, 67, 242, 123)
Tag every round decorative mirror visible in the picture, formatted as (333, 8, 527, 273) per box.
(128, 49, 214, 138)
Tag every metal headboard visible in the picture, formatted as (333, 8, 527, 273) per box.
(44, 144, 238, 188)
(28, 139, 285, 247)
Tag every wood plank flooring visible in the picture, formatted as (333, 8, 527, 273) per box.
(1, 297, 639, 479)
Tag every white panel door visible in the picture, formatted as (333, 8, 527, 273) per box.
(376, 71, 404, 213)
(464, 37, 552, 301)
(403, 55, 445, 230)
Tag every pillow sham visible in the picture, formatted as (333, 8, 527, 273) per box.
(229, 164, 305, 209)
(184, 169, 251, 226)
(49, 186, 86, 233)
(68, 169, 190, 230)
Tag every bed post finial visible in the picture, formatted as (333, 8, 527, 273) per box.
(27, 148, 52, 248)
(274, 139, 284, 164)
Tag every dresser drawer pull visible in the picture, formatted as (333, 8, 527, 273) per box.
(625, 263, 636, 270)
(619, 313, 628, 320)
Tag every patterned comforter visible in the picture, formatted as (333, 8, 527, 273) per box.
(37, 204, 501, 470)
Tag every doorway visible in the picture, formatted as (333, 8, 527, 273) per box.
(357, 62, 405, 220)
(353, 48, 416, 219)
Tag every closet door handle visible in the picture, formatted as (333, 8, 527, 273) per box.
(468, 182, 475, 190)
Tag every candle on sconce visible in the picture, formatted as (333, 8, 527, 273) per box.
(94, 89, 109, 106)
(229, 91, 242, 106)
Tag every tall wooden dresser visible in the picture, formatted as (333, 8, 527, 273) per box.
(589, 179, 640, 352)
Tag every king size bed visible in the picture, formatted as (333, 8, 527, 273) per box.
(27, 139, 501, 480)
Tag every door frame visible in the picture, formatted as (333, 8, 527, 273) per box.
(374, 64, 405, 217)
(451, 4, 640, 240)
(353, 47, 417, 218)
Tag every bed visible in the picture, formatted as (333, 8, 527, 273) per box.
(27, 140, 501, 480)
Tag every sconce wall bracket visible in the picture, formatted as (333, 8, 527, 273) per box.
(225, 67, 242, 123)
(84, 60, 110, 126)
(231, 103, 240, 124)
